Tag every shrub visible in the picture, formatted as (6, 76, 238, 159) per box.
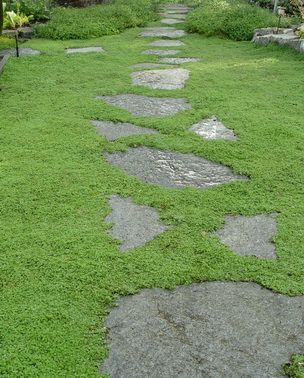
(186, 0, 295, 41)
(35, 0, 157, 39)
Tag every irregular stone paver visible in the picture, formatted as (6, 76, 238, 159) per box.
(130, 63, 173, 69)
(140, 27, 187, 38)
(105, 195, 168, 251)
(104, 147, 247, 189)
(91, 120, 158, 141)
(101, 281, 304, 378)
(65, 47, 104, 54)
(149, 40, 184, 47)
(165, 9, 189, 14)
(160, 57, 201, 64)
(190, 117, 237, 140)
(143, 49, 180, 56)
(214, 214, 277, 258)
(97, 94, 191, 117)
(131, 68, 189, 90)
(0, 48, 41, 57)
(161, 18, 184, 25)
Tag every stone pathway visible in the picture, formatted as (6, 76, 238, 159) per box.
(65, 47, 104, 54)
(92, 3, 302, 376)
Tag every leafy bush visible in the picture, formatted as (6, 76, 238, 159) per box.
(186, 0, 295, 40)
(35, 0, 157, 40)
(4, 0, 51, 21)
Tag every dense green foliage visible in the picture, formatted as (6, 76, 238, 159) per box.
(186, 0, 295, 40)
(35, 0, 158, 40)
(1, 16, 304, 375)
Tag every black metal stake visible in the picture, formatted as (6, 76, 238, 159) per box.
(15, 30, 19, 58)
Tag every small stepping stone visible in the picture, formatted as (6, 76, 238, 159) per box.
(149, 40, 184, 47)
(131, 68, 189, 90)
(130, 63, 173, 69)
(160, 57, 201, 64)
(164, 9, 189, 14)
(161, 18, 184, 25)
(91, 120, 158, 141)
(101, 281, 304, 378)
(97, 94, 191, 117)
(190, 117, 237, 140)
(105, 195, 168, 251)
(143, 49, 180, 56)
(65, 47, 104, 54)
(140, 27, 186, 38)
(104, 146, 247, 189)
(0, 48, 41, 57)
(214, 214, 277, 259)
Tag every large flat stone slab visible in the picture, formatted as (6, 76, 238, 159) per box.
(214, 214, 277, 258)
(104, 147, 247, 189)
(105, 196, 168, 251)
(161, 18, 184, 25)
(149, 40, 184, 47)
(65, 47, 104, 54)
(0, 48, 41, 57)
(101, 281, 304, 378)
(131, 68, 189, 90)
(159, 13, 187, 20)
(143, 49, 180, 56)
(190, 117, 237, 140)
(160, 57, 201, 64)
(140, 27, 187, 38)
(91, 120, 158, 141)
(130, 63, 173, 69)
(97, 94, 191, 117)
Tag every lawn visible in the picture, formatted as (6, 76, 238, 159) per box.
(1, 20, 304, 376)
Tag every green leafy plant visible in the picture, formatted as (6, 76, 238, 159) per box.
(4, 8, 33, 28)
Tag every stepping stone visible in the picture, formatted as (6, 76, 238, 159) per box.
(149, 40, 184, 47)
(143, 49, 180, 56)
(161, 18, 184, 25)
(190, 117, 237, 140)
(159, 13, 187, 20)
(105, 196, 168, 251)
(130, 63, 173, 69)
(164, 9, 189, 14)
(0, 48, 41, 57)
(214, 214, 277, 259)
(104, 146, 247, 189)
(100, 281, 304, 378)
(160, 57, 201, 64)
(131, 68, 189, 90)
(97, 94, 191, 117)
(140, 27, 187, 38)
(91, 120, 158, 141)
(65, 47, 104, 54)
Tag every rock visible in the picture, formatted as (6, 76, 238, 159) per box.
(190, 117, 237, 140)
(161, 18, 184, 25)
(104, 146, 248, 189)
(18, 27, 34, 39)
(149, 40, 185, 47)
(160, 57, 201, 64)
(0, 48, 41, 57)
(142, 49, 181, 56)
(130, 63, 173, 69)
(140, 27, 187, 38)
(97, 94, 191, 117)
(65, 47, 104, 54)
(131, 68, 190, 90)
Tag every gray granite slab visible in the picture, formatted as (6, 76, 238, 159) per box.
(159, 13, 187, 20)
(104, 147, 247, 189)
(97, 94, 191, 117)
(91, 120, 158, 141)
(105, 196, 168, 251)
(149, 40, 185, 47)
(131, 68, 189, 90)
(143, 49, 180, 56)
(161, 18, 184, 25)
(214, 214, 277, 258)
(0, 48, 41, 57)
(130, 63, 173, 69)
(101, 281, 304, 378)
(160, 57, 201, 64)
(164, 9, 189, 14)
(140, 27, 187, 38)
(191, 117, 237, 140)
(65, 47, 104, 54)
